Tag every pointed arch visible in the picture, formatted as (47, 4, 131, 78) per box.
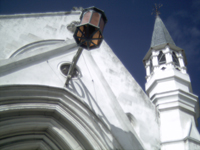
(158, 51, 166, 65)
(172, 52, 180, 67)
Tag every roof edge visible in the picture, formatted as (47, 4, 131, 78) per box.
(0, 11, 81, 19)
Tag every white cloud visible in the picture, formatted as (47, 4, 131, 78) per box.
(190, 27, 200, 37)
(174, 10, 189, 18)
(164, 3, 200, 65)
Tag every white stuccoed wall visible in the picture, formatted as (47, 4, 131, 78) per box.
(91, 42, 160, 149)
(0, 11, 160, 150)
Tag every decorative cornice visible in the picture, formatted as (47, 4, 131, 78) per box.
(146, 71, 191, 94)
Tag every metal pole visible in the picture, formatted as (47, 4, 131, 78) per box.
(65, 47, 83, 85)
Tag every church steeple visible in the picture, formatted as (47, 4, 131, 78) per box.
(151, 16, 176, 47)
(143, 15, 187, 80)
(143, 7, 200, 150)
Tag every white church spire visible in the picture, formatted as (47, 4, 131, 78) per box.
(143, 12, 200, 150)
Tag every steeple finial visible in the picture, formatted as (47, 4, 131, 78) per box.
(151, 3, 163, 16)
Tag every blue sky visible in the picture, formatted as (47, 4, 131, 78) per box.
(1, 0, 200, 130)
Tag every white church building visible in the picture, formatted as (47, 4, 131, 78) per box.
(0, 7, 199, 150)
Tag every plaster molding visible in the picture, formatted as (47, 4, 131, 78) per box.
(145, 69, 191, 94)
(0, 84, 121, 150)
(9, 39, 65, 58)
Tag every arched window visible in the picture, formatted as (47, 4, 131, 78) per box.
(158, 51, 166, 65)
(172, 52, 180, 67)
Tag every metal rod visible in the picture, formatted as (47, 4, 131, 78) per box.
(65, 47, 83, 85)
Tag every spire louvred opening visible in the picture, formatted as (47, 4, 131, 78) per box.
(158, 51, 166, 65)
(172, 52, 180, 67)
